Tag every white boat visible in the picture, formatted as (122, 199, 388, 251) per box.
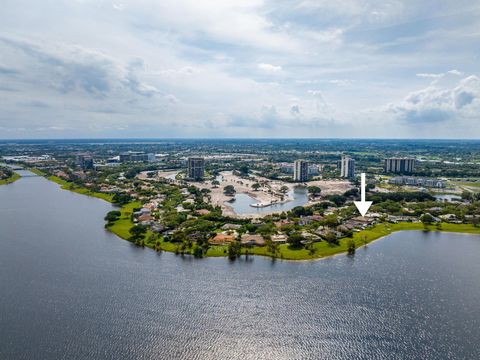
(250, 202, 270, 208)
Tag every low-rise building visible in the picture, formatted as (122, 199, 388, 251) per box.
(240, 234, 265, 246)
(209, 233, 237, 245)
(271, 234, 288, 244)
(222, 223, 242, 230)
(388, 176, 445, 188)
(387, 215, 419, 223)
(137, 214, 154, 222)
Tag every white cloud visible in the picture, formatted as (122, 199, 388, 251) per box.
(389, 75, 480, 123)
(328, 79, 354, 86)
(416, 73, 444, 79)
(257, 63, 282, 72)
(0, 0, 479, 138)
(448, 69, 463, 76)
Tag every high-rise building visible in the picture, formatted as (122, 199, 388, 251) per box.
(119, 151, 149, 162)
(340, 156, 355, 178)
(187, 157, 205, 180)
(308, 164, 320, 176)
(384, 158, 416, 174)
(293, 160, 309, 182)
(147, 153, 156, 162)
(76, 154, 94, 170)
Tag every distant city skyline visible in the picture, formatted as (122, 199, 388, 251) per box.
(1, 1, 479, 139)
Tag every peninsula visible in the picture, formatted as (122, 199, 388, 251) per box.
(4, 139, 479, 261)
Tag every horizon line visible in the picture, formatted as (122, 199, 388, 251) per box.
(1, 137, 480, 141)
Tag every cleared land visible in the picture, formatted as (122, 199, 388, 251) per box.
(157, 170, 352, 218)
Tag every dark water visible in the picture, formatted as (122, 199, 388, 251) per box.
(226, 186, 309, 215)
(1, 171, 480, 360)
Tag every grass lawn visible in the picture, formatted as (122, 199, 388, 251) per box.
(29, 168, 46, 176)
(106, 214, 480, 260)
(0, 172, 21, 185)
(201, 222, 480, 261)
(33, 165, 480, 261)
(453, 181, 480, 189)
(46, 175, 114, 202)
(29, 168, 113, 202)
(107, 202, 142, 240)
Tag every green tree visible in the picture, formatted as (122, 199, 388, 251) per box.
(112, 192, 132, 205)
(129, 225, 147, 241)
(223, 185, 236, 196)
(347, 239, 356, 255)
(307, 186, 321, 196)
(252, 183, 261, 191)
(290, 206, 312, 217)
(472, 217, 479, 228)
(104, 210, 121, 222)
(227, 241, 242, 260)
(287, 232, 304, 248)
(322, 214, 339, 228)
(421, 213, 434, 225)
(192, 244, 204, 258)
(323, 232, 339, 245)
(239, 165, 249, 176)
(266, 239, 279, 257)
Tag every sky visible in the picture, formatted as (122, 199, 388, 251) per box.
(0, 0, 479, 139)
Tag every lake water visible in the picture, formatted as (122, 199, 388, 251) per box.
(1, 171, 480, 359)
(226, 186, 309, 215)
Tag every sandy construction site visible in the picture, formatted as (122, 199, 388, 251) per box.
(154, 170, 353, 218)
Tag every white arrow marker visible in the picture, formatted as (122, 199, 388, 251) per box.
(354, 173, 372, 217)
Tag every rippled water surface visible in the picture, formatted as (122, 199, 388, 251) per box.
(1, 171, 480, 359)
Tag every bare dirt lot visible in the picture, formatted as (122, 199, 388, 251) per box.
(155, 170, 353, 218)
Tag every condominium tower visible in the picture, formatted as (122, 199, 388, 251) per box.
(340, 156, 355, 178)
(293, 160, 309, 182)
(187, 157, 205, 180)
(384, 158, 416, 174)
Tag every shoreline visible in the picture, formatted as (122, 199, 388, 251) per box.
(30, 167, 480, 261)
(29, 168, 114, 203)
(0, 171, 21, 185)
(106, 202, 480, 261)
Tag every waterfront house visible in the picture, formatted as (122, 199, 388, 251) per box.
(134, 208, 150, 217)
(240, 234, 265, 246)
(274, 219, 295, 228)
(137, 214, 154, 222)
(298, 215, 324, 226)
(387, 215, 419, 223)
(439, 214, 462, 223)
(151, 223, 165, 233)
(301, 231, 320, 241)
(350, 216, 376, 227)
(222, 223, 242, 230)
(464, 215, 480, 223)
(209, 233, 237, 245)
(271, 234, 288, 244)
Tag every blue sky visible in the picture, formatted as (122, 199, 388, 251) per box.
(0, 0, 479, 138)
